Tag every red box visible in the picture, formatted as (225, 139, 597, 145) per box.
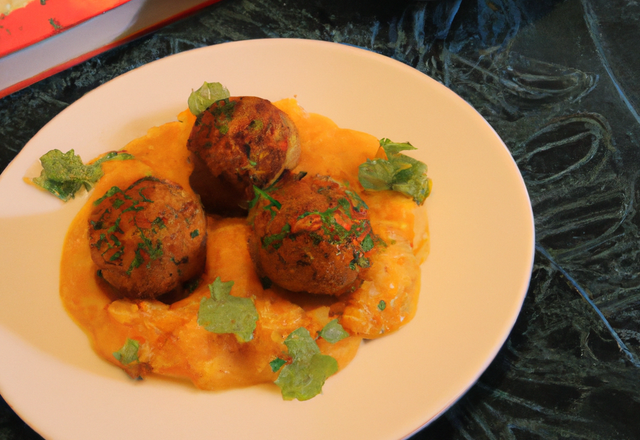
(0, 0, 221, 98)
(0, 0, 133, 58)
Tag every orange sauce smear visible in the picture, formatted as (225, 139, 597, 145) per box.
(60, 99, 429, 390)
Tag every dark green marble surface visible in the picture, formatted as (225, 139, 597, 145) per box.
(2, 0, 640, 438)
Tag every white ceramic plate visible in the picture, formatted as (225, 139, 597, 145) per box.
(0, 39, 534, 440)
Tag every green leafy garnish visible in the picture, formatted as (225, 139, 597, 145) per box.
(319, 319, 349, 343)
(378, 300, 387, 311)
(113, 338, 140, 365)
(358, 139, 432, 205)
(270, 357, 287, 373)
(197, 277, 259, 343)
(94, 151, 135, 165)
(188, 81, 231, 116)
(262, 223, 290, 250)
(32, 149, 133, 202)
(248, 185, 281, 212)
(274, 327, 339, 401)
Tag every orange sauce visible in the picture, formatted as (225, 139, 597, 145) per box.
(60, 99, 428, 390)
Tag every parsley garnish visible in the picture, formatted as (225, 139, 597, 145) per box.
(319, 319, 349, 343)
(94, 186, 127, 205)
(249, 185, 282, 210)
(113, 338, 140, 365)
(358, 139, 431, 205)
(187, 81, 230, 116)
(270, 357, 287, 373)
(32, 149, 133, 202)
(274, 327, 339, 401)
(262, 223, 291, 250)
(197, 277, 259, 343)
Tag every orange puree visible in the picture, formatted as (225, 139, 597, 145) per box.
(60, 99, 428, 390)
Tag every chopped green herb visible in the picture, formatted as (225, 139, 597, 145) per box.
(113, 338, 140, 365)
(319, 319, 349, 343)
(122, 200, 144, 214)
(197, 277, 259, 343)
(137, 189, 153, 204)
(262, 223, 291, 250)
(184, 277, 201, 293)
(249, 185, 282, 215)
(151, 217, 166, 230)
(93, 185, 127, 205)
(32, 150, 134, 202)
(361, 234, 375, 252)
(107, 217, 122, 234)
(378, 300, 387, 311)
(190, 229, 200, 239)
(94, 151, 134, 165)
(349, 255, 370, 271)
(126, 249, 144, 275)
(135, 226, 163, 262)
(274, 327, 339, 401)
(249, 119, 264, 131)
(188, 81, 230, 116)
(358, 139, 432, 205)
(270, 357, 287, 373)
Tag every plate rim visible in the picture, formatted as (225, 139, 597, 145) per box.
(0, 38, 535, 440)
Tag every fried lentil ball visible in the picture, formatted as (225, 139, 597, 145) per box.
(248, 173, 376, 296)
(88, 177, 207, 300)
(187, 96, 301, 215)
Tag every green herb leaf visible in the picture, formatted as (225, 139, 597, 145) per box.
(33, 149, 134, 202)
(197, 277, 259, 343)
(188, 81, 231, 116)
(94, 151, 135, 165)
(358, 139, 432, 205)
(113, 338, 140, 365)
(32, 149, 102, 201)
(274, 327, 339, 401)
(270, 357, 287, 373)
(378, 300, 387, 311)
(319, 319, 349, 343)
(248, 185, 281, 211)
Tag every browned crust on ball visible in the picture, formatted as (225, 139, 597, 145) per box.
(248, 173, 375, 296)
(88, 177, 207, 300)
(187, 96, 301, 213)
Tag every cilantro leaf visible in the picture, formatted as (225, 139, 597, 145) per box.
(113, 338, 140, 365)
(94, 151, 135, 165)
(270, 357, 287, 373)
(274, 327, 339, 401)
(188, 81, 231, 116)
(248, 185, 281, 211)
(358, 138, 432, 205)
(197, 277, 259, 343)
(319, 319, 349, 343)
(32, 149, 134, 202)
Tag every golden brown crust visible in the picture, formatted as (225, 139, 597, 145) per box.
(187, 96, 301, 213)
(88, 177, 207, 300)
(248, 173, 375, 296)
